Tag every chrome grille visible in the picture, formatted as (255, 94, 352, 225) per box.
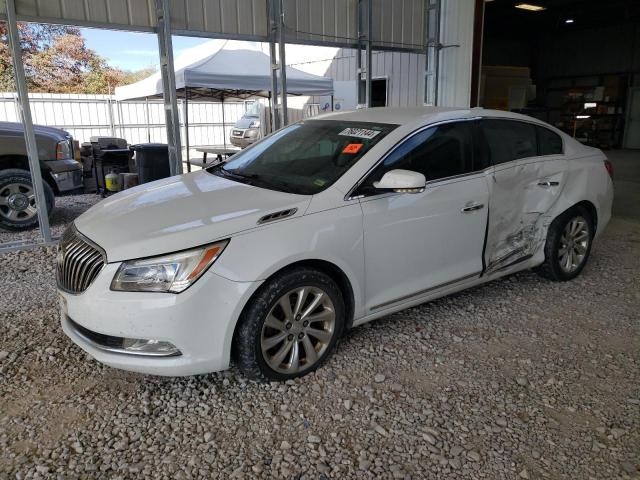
(56, 226, 105, 294)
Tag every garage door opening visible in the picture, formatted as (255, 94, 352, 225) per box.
(476, 0, 640, 150)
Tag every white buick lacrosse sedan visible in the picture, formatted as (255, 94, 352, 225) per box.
(57, 107, 613, 381)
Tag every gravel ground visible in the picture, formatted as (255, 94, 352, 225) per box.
(0, 194, 101, 245)
(0, 208, 639, 478)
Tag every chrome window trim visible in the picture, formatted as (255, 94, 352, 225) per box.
(344, 117, 483, 201)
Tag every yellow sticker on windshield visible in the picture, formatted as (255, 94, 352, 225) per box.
(314, 179, 327, 187)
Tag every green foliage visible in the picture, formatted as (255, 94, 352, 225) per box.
(0, 23, 153, 94)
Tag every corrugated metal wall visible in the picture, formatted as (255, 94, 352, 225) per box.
(282, 0, 426, 50)
(0, 0, 270, 39)
(1, 0, 427, 51)
(296, 48, 426, 107)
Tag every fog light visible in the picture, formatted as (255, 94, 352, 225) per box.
(122, 338, 181, 356)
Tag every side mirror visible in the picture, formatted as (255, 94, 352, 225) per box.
(373, 169, 426, 193)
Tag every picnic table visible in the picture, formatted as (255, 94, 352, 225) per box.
(192, 147, 239, 168)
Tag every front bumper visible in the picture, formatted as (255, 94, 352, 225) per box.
(47, 159, 83, 192)
(230, 128, 259, 148)
(59, 262, 260, 376)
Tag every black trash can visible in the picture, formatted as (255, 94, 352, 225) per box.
(131, 143, 171, 184)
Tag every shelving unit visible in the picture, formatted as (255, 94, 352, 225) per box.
(540, 73, 629, 149)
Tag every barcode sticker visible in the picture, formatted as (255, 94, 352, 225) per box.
(338, 127, 381, 140)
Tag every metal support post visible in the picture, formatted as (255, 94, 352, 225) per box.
(268, 0, 280, 131)
(365, 0, 373, 108)
(155, 0, 183, 176)
(356, 0, 363, 106)
(277, 0, 288, 126)
(184, 88, 191, 172)
(6, 0, 52, 242)
(424, 0, 441, 106)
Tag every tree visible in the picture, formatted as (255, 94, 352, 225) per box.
(0, 23, 149, 94)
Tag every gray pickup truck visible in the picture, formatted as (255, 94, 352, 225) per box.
(0, 121, 82, 231)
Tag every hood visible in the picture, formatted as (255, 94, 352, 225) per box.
(75, 170, 311, 262)
(234, 116, 259, 129)
(0, 121, 70, 141)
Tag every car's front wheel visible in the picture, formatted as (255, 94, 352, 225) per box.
(536, 205, 594, 281)
(233, 267, 345, 381)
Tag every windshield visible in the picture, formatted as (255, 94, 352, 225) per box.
(209, 120, 396, 195)
(245, 102, 261, 117)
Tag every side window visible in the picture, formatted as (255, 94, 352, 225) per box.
(481, 119, 537, 165)
(360, 122, 474, 193)
(537, 126, 563, 155)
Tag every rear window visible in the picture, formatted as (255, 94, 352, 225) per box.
(481, 119, 537, 165)
(212, 120, 397, 195)
(537, 126, 563, 155)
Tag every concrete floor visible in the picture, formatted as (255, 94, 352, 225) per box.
(607, 149, 640, 221)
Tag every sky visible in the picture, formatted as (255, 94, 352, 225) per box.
(81, 28, 207, 71)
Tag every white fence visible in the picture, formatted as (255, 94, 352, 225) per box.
(0, 92, 252, 148)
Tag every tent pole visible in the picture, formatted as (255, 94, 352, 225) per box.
(6, 0, 51, 243)
(155, 0, 183, 176)
(144, 96, 151, 142)
(221, 96, 227, 149)
(185, 88, 191, 172)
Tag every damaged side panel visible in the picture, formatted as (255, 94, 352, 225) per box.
(484, 157, 568, 274)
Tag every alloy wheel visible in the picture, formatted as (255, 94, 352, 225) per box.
(260, 286, 336, 374)
(558, 215, 590, 273)
(0, 182, 37, 222)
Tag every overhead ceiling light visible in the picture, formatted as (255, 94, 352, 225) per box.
(515, 3, 546, 11)
(565, 18, 574, 23)
(584, 102, 597, 109)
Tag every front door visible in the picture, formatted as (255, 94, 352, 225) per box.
(356, 121, 489, 312)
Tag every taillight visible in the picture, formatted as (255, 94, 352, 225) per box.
(604, 159, 614, 179)
(56, 140, 71, 160)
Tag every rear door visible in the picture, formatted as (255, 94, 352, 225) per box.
(480, 119, 567, 273)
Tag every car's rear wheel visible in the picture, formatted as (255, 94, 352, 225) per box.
(0, 169, 55, 231)
(233, 267, 345, 381)
(536, 205, 594, 281)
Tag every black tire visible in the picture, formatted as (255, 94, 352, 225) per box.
(536, 205, 594, 281)
(233, 267, 345, 382)
(0, 168, 55, 231)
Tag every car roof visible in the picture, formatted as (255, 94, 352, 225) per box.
(311, 106, 554, 129)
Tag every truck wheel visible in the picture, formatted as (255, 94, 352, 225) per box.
(0, 169, 55, 231)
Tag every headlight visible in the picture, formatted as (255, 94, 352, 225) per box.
(249, 120, 260, 128)
(111, 240, 228, 293)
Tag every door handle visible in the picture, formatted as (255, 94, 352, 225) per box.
(461, 203, 484, 213)
(538, 181, 559, 187)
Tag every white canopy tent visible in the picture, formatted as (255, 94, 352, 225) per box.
(115, 40, 334, 101)
(115, 40, 333, 170)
